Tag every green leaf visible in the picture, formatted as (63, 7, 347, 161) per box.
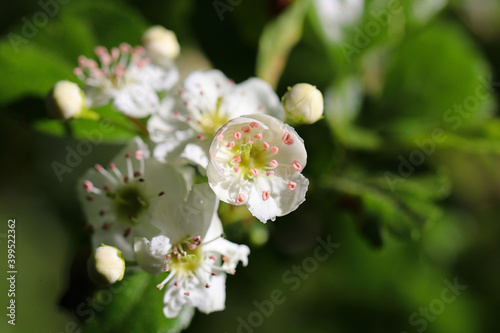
(83, 271, 194, 333)
(256, 0, 312, 88)
(66, 0, 149, 48)
(0, 41, 74, 104)
(325, 169, 448, 244)
(368, 20, 496, 137)
(33, 103, 143, 143)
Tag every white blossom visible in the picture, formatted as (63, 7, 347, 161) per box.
(73, 43, 178, 118)
(134, 184, 250, 318)
(46, 80, 86, 120)
(87, 244, 125, 285)
(282, 83, 324, 124)
(207, 114, 309, 223)
(78, 137, 188, 260)
(142, 25, 180, 67)
(148, 69, 284, 168)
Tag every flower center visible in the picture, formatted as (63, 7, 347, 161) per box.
(199, 111, 230, 137)
(231, 142, 268, 180)
(170, 246, 204, 275)
(107, 184, 148, 225)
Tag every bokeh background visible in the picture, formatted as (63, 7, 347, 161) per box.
(1, 0, 500, 332)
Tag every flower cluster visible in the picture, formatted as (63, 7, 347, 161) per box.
(51, 25, 323, 320)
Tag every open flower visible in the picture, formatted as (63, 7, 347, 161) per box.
(148, 69, 284, 168)
(134, 184, 250, 318)
(73, 43, 179, 118)
(207, 114, 309, 223)
(78, 137, 188, 260)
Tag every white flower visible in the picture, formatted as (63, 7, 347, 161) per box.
(282, 83, 324, 124)
(78, 137, 188, 260)
(207, 114, 309, 223)
(142, 26, 180, 67)
(148, 69, 284, 168)
(87, 244, 125, 285)
(313, 0, 364, 42)
(73, 43, 179, 118)
(134, 184, 250, 318)
(46, 80, 86, 120)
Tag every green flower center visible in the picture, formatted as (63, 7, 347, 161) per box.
(171, 246, 204, 275)
(107, 184, 148, 225)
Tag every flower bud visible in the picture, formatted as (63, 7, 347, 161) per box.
(87, 244, 125, 286)
(282, 83, 324, 124)
(46, 81, 85, 120)
(142, 26, 180, 66)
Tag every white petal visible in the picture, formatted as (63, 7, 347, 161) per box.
(204, 238, 250, 270)
(247, 173, 309, 223)
(188, 273, 227, 314)
(207, 161, 253, 205)
(150, 184, 218, 244)
(113, 85, 160, 118)
(180, 142, 210, 169)
(163, 283, 187, 318)
(134, 236, 170, 274)
(183, 70, 232, 109)
(224, 78, 284, 120)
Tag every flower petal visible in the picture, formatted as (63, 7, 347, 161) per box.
(134, 236, 170, 274)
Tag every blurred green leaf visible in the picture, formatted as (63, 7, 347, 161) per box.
(256, 0, 311, 88)
(325, 76, 382, 150)
(33, 103, 142, 143)
(66, 0, 149, 48)
(0, 41, 74, 104)
(83, 271, 194, 333)
(326, 169, 448, 244)
(369, 20, 495, 137)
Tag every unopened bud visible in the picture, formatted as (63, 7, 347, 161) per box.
(282, 83, 324, 124)
(46, 81, 85, 120)
(87, 244, 125, 286)
(142, 26, 180, 66)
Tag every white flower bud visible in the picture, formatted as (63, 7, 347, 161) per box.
(142, 26, 180, 66)
(87, 245, 125, 286)
(282, 83, 324, 124)
(46, 80, 85, 120)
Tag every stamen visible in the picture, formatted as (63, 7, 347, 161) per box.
(269, 160, 278, 168)
(249, 169, 259, 177)
(83, 180, 93, 193)
(232, 156, 241, 164)
(263, 142, 270, 150)
(262, 191, 270, 201)
(123, 227, 132, 238)
(233, 132, 242, 140)
(250, 121, 259, 128)
(271, 146, 279, 155)
(287, 181, 297, 191)
(218, 134, 224, 141)
(254, 133, 262, 140)
(235, 193, 245, 204)
(241, 126, 251, 134)
(282, 132, 294, 145)
(292, 160, 303, 172)
(234, 166, 240, 173)
(226, 141, 235, 148)
(266, 171, 275, 176)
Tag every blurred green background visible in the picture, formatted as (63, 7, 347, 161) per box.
(1, 0, 500, 332)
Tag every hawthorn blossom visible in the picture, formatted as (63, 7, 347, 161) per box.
(78, 137, 188, 260)
(207, 114, 309, 223)
(73, 43, 179, 118)
(148, 69, 284, 168)
(134, 184, 250, 318)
